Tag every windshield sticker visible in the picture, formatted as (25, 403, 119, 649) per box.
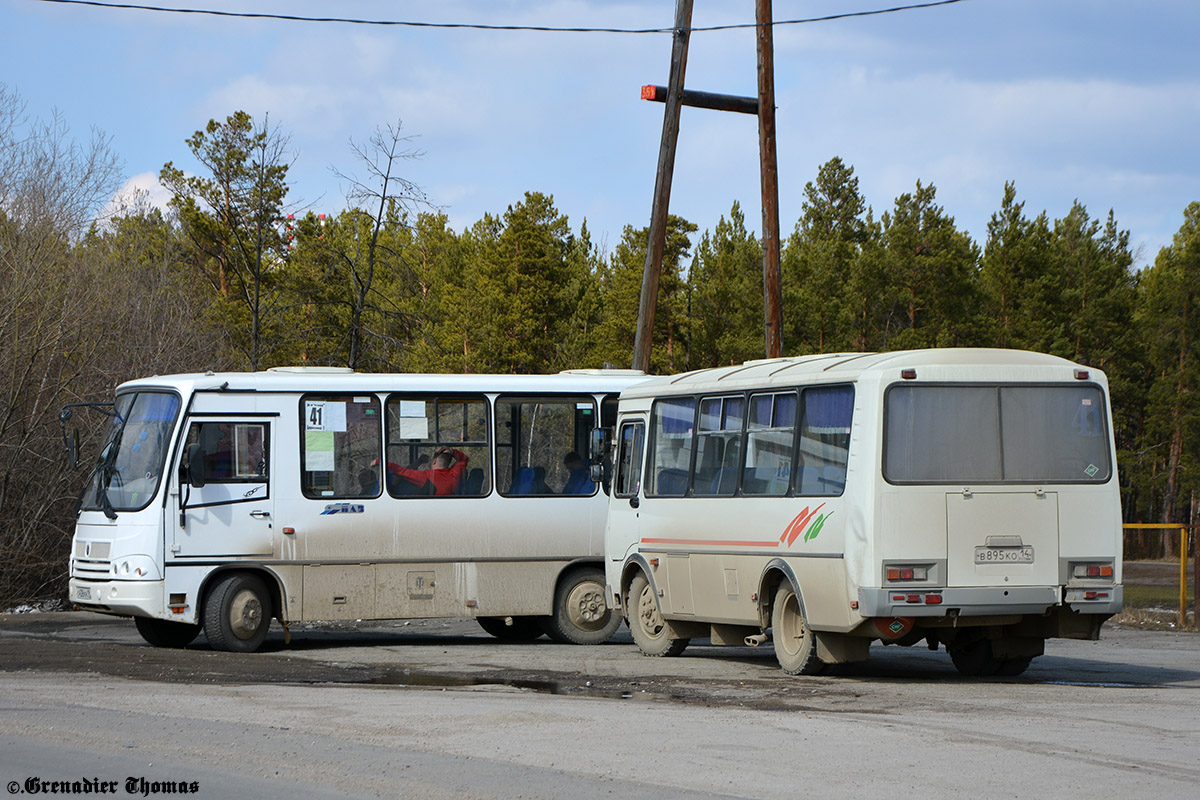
(1084, 464, 1100, 477)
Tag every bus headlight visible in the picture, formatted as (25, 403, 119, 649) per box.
(113, 556, 160, 580)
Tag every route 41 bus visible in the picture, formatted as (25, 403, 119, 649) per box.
(63, 367, 646, 651)
(601, 349, 1122, 676)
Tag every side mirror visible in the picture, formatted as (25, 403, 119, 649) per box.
(588, 427, 612, 484)
(186, 443, 207, 488)
(67, 429, 81, 470)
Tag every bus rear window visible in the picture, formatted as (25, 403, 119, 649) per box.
(884, 384, 1111, 484)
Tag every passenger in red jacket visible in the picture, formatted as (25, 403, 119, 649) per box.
(379, 446, 468, 495)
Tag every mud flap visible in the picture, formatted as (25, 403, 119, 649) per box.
(815, 631, 870, 664)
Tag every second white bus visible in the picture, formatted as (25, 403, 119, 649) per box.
(65, 368, 647, 651)
(602, 349, 1122, 676)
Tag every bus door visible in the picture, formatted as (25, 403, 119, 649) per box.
(172, 416, 275, 558)
(607, 416, 647, 565)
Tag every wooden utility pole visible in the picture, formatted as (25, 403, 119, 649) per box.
(756, 0, 783, 358)
(635, 1, 784, 368)
(632, 0, 693, 373)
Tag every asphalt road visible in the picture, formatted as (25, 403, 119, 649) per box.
(1, 612, 1198, 799)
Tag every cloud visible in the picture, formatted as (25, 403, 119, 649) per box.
(103, 171, 173, 219)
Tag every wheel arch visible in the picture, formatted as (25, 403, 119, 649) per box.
(619, 553, 663, 616)
(198, 565, 285, 623)
(758, 558, 808, 630)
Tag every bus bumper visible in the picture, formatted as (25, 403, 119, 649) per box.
(860, 585, 1062, 617)
(69, 577, 162, 617)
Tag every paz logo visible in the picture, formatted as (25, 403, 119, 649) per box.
(780, 503, 832, 547)
(321, 503, 364, 515)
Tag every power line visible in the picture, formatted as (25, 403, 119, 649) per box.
(30, 0, 974, 34)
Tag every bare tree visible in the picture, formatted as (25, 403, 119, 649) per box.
(328, 120, 429, 369)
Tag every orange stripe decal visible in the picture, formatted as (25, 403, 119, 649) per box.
(640, 538, 780, 548)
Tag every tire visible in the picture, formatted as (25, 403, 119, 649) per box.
(626, 573, 689, 657)
(996, 656, 1033, 677)
(772, 582, 824, 675)
(203, 573, 271, 653)
(477, 616, 545, 642)
(949, 637, 1002, 677)
(134, 616, 201, 648)
(543, 568, 622, 645)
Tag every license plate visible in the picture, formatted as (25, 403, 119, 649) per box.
(75, 586, 92, 600)
(975, 546, 1034, 564)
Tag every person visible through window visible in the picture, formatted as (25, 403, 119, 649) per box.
(375, 447, 468, 495)
(562, 451, 594, 495)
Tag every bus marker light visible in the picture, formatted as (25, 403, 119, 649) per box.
(649, 558, 659, 568)
(1074, 369, 1089, 380)
(283, 527, 296, 535)
(925, 594, 942, 604)
(901, 369, 917, 380)
(887, 566, 928, 581)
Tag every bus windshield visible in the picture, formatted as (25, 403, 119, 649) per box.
(82, 391, 181, 514)
(883, 383, 1111, 484)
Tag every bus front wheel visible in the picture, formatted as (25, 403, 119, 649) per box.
(203, 573, 271, 653)
(134, 617, 201, 648)
(627, 573, 689, 657)
(544, 568, 621, 645)
(772, 582, 825, 675)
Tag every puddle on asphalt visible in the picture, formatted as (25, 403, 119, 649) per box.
(366, 668, 637, 699)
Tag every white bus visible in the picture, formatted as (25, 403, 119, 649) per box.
(64, 368, 647, 652)
(602, 349, 1122, 676)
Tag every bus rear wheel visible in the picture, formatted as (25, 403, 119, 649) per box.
(203, 573, 271, 653)
(478, 616, 545, 642)
(544, 568, 621, 645)
(627, 573, 689, 657)
(949, 638, 1032, 677)
(134, 617, 201, 648)
(772, 582, 824, 675)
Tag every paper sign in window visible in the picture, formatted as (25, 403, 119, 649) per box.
(305, 401, 347, 433)
(305, 431, 335, 472)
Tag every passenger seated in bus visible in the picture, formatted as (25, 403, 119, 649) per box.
(378, 447, 468, 496)
(509, 465, 548, 495)
(358, 468, 379, 496)
(562, 451, 594, 494)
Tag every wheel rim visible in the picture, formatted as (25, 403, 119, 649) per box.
(565, 580, 609, 632)
(636, 583, 665, 639)
(777, 590, 806, 657)
(228, 588, 263, 640)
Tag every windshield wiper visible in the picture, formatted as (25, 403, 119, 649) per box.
(93, 441, 120, 520)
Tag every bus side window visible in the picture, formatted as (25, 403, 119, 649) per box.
(301, 395, 381, 499)
(693, 396, 744, 497)
(795, 386, 853, 497)
(384, 395, 490, 498)
(742, 392, 796, 496)
(495, 395, 596, 496)
(614, 421, 645, 498)
(648, 397, 695, 497)
(185, 422, 268, 483)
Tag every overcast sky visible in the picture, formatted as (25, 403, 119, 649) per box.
(3, 0, 1197, 268)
